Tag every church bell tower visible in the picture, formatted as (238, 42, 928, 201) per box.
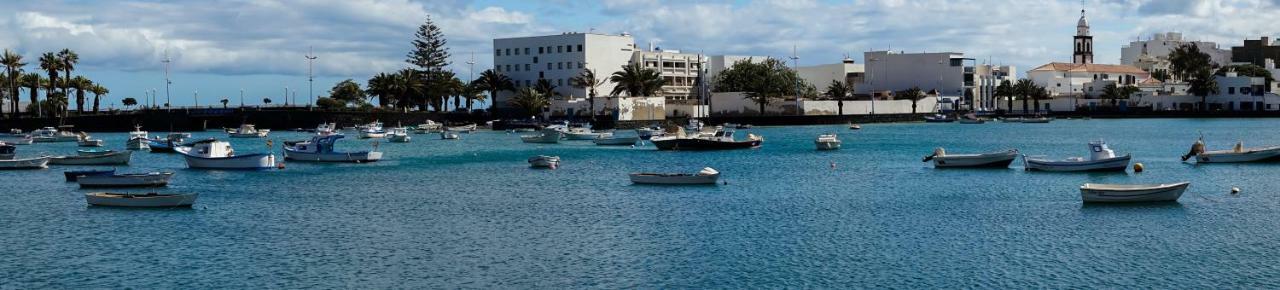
(1073, 9, 1093, 64)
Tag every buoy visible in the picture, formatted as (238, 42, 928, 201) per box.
(1232, 187, 1241, 194)
(276, 162, 286, 169)
(830, 161, 836, 169)
(1133, 163, 1144, 173)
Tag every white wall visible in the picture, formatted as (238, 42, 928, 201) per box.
(797, 62, 864, 90)
(613, 96, 666, 121)
(799, 98, 939, 115)
(493, 33, 635, 113)
(860, 51, 967, 97)
(1120, 32, 1232, 66)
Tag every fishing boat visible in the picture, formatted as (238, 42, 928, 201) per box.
(848, 124, 862, 130)
(31, 126, 79, 142)
(650, 126, 762, 151)
(387, 127, 412, 143)
(922, 148, 1019, 168)
(84, 192, 198, 208)
(447, 124, 477, 133)
(315, 123, 338, 136)
(77, 172, 174, 188)
(815, 133, 842, 150)
(528, 155, 560, 168)
(1001, 117, 1023, 123)
(77, 132, 104, 147)
(176, 139, 277, 169)
(49, 150, 132, 165)
(0, 156, 50, 169)
(1080, 182, 1189, 203)
(358, 121, 386, 139)
(441, 131, 460, 140)
(145, 133, 192, 153)
(282, 134, 382, 163)
(924, 114, 955, 123)
(413, 121, 442, 134)
(1024, 140, 1131, 172)
(64, 169, 115, 182)
(126, 126, 150, 150)
(521, 129, 561, 144)
(629, 167, 720, 185)
(1022, 116, 1052, 123)
(0, 135, 33, 145)
(1182, 138, 1280, 163)
(958, 113, 985, 124)
(0, 143, 13, 159)
(593, 133, 639, 146)
(563, 127, 605, 140)
(228, 124, 269, 138)
(77, 149, 117, 156)
(635, 126, 664, 140)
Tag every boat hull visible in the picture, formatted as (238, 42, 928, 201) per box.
(180, 153, 276, 169)
(932, 151, 1018, 168)
(0, 137, 33, 145)
(594, 136, 640, 146)
(528, 156, 560, 168)
(815, 140, 841, 150)
(1195, 147, 1280, 163)
(629, 173, 719, 185)
(1025, 155, 1131, 172)
(651, 138, 762, 151)
(1080, 182, 1189, 203)
(78, 172, 173, 188)
(564, 132, 604, 140)
(521, 134, 560, 144)
(49, 151, 132, 165)
(0, 156, 50, 169)
(126, 138, 150, 150)
(284, 150, 382, 162)
(388, 135, 411, 143)
(64, 169, 115, 182)
(85, 192, 198, 207)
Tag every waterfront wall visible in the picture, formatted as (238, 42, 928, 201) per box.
(1, 108, 493, 132)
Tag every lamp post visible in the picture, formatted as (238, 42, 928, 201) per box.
(163, 50, 171, 112)
(240, 89, 244, 108)
(193, 90, 198, 108)
(305, 46, 317, 111)
(466, 52, 475, 112)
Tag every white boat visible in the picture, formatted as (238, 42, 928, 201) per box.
(31, 126, 79, 142)
(848, 124, 862, 130)
(228, 124, 269, 138)
(0, 156, 50, 169)
(49, 150, 132, 165)
(521, 129, 561, 144)
(958, 117, 986, 124)
(447, 124, 477, 133)
(77, 172, 174, 188)
(441, 131, 460, 140)
(563, 127, 605, 140)
(77, 132, 104, 147)
(126, 126, 150, 150)
(629, 167, 720, 185)
(358, 121, 386, 139)
(77, 149, 116, 156)
(386, 127, 412, 143)
(594, 133, 639, 146)
(635, 127, 664, 140)
(85, 192, 198, 208)
(283, 134, 382, 162)
(922, 148, 1019, 168)
(0, 135, 33, 145)
(528, 155, 560, 168)
(1022, 116, 1052, 123)
(315, 123, 338, 136)
(176, 139, 277, 169)
(1024, 140, 1131, 172)
(1182, 139, 1280, 163)
(413, 121, 442, 134)
(924, 114, 955, 123)
(1001, 117, 1023, 123)
(1080, 182, 1189, 203)
(815, 133, 841, 150)
(0, 143, 14, 159)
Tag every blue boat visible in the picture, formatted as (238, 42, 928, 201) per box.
(283, 134, 383, 162)
(64, 169, 115, 182)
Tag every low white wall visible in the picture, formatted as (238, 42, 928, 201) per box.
(798, 98, 939, 115)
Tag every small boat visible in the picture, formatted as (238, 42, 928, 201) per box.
(1182, 139, 1280, 163)
(64, 169, 115, 182)
(441, 131, 460, 140)
(528, 155, 560, 168)
(735, 124, 753, 129)
(635, 127, 664, 140)
(924, 114, 955, 123)
(521, 129, 561, 144)
(176, 139, 277, 169)
(0, 142, 13, 159)
(958, 113, 985, 124)
(1080, 182, 1189, 203)
(387, 127, 412, 143)
(922, 148, 1019, 168)
(563, 127, 605, 140)
(1024, 140, 1131, 172)
(413, 121, 442, 134)
(358, 121, 386, 139)
(447, 124, 477, 133)
(126, 126, 150, 150)
(848, 124, 862, 130)
(77, 149, 117, 156)
(815, 133, 841, 150)
(1022, 116, 1052, 123)
(315, 123, 338, 136)
(85, 192, 198, 208)
(593, 133, 640, 146)
(0, 156, 50, 169)
(77, 132, 104, 147)
(145, 133, 191, 153)
(1001, 117, 1024, 123)
(50, 150, 132, 165)
(228, 124, 269, 138)
(283, 134, 382, 162)
(650, 126, 762, 151)
(77, 172, 174, 188)
(0, 135, 33, 145)
(31, 126, 79, 142)
(629, 167, 720, 185)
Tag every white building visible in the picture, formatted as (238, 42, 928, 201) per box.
(796, 58, 865, 92)
(705, 55, 769, 83)
(971, 64, 1016, 111)
(859, 51, 987, 111)
(492, 32, 636, 116)
(1121, 32, 1232, 75)
(1027, 63, 1150, 97)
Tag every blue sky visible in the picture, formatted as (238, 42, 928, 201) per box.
(2, 0, 1279, 109)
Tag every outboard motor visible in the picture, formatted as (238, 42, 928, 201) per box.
(1181, 139, 1205, 161)
(923, 147, 946, 162)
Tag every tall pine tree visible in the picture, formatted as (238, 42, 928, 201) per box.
(407, 15, 451, 112)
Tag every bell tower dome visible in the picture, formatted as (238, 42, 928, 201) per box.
(1073, 9, 1093, 64)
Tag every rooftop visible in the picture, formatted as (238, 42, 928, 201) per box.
(1029, 62, 1150, 75)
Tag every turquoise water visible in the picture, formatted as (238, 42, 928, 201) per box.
(4, 119, 1280, 288)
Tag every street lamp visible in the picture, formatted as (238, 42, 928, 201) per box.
(305, 46, 317, 111)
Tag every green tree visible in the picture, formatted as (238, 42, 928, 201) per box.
(1169, 44, 1213, 83)
(824, 80, 852, 115)
(1, 49, 25, 118)
(406, 15, 450, 112)
(897, 87, 926, 114)
(459, 81, 485, 112)
(328, 79, 367, 106)
(38, 52, 60, 116)
(219, 98, 229, 108)
(475, 69, 514, 112)
(1100, 83, 1140, 107)
(534, 78, 559, 100)
(509, 87, 548, 118)
(21, 73, 42, 117)
(57, 49, 78, 111)
(1151, 70, 1170, 82)
(569, 68, 607, 120)
(121, 97, 137, 110)
(69, 76, 90, 114)
(391, 68, 426, 110)
(366, 73, 394, 107)
(262, 97, 272, 106)
(315, 97, 345, 110)
(90, 84, 107, 113)
(712, 58, 805, 115)
(608, 63, 665, 110)
(994, 79, 1014, 113)
(1187, 69, 1219, 111)
(1030, 85, 1050, 113)
(1013, 79, 1035, 113)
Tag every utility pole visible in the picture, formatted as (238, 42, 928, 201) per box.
(466, 52, 475, 112)
(306, 46, 317, 111)
(790, 45, 800, 115)
(163, 50, 172, 111)
(240, 89, 244, 108)
(284, 86, 289, 107)
(194, 90, 198, 108)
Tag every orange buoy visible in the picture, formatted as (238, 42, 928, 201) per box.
(1133, 163, 1144, 173)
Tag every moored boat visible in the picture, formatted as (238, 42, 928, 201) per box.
(64, 169, 115, 182)
(815, 133, 842, 150)
(521, 129, 561, 144)
(447, 124, 477, 133)
(413, 121, 442, 134)
(593, 133, 639, 146)
(0, 135, 33, 145)
(1080, 182, 1189, 203)
(77, 172, 174, 188)
(387, 127, 412, 143)
(283, 134, 382, 162)
(1182, 138, 1280, 163)
(32, 126, 79, 142)
(528, 155, 560, 168)
(629, 167, 720, 185)
(1022, 116, 1052, 123)
(85, 192, 198, 208)
(77, 132, 104, 147)
(635, 127, 664, 140)
(126, 126, 150, 150)
(923, 148, 1019, 168)
(0, 143, 13, 159)
(563, 127, 605, 140)
(176, 139, 276, 169)
(958, 113, 986, 124)
(650, 126, 762, 151)
(848, 124, 862, 130)
(441, 131, 460, 140)
(924, 114, 955, 123)
(1024, 140, 1131, 172)
(77, 149, 117, 156)
(228, 124, 269, 138)
(0, 156, 51, 169)
(49, 150, 132, 165)
(358, 121, 386, 139)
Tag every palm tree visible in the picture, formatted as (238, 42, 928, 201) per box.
(897, 87, 926, 114)
(38, 52, 60, 116)
(1187, 69, 1219, 111)
(90, 84, 108, 113)
(366, 72, 395, 107)
(1013, 79, 1035, 114)
(609, 63, 663, 103)
(994, 80, 1014, 114)
(57, 49, 78, 108)
(69, 76, 91, 114)
(570, 68, 607, 120)
(1, 49, 25, 118)
(391, 69, 426, 110)
(509, 87, 548, 118)
(1100, 83, 1139, 108)
(534, 78, 559, 100)
(459, 81, 485, 113)
(21, 73, 42, 117)
(475, 69, 514, 112)
(1030, 85, 1049, 114)
(824, 80, 852, 115)
(220, 98, 229, 108)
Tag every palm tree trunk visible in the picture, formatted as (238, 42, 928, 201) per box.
(92, 94, 100, 113)
(28, 86, 38, 118)
(1021, 96, 1028, 114)
(837, 100, 843, 116)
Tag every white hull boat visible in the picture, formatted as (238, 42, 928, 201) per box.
(563, 128, 605, 140)
(528, 155, 560, 168)
(1022, 117, 1052, 123)
(50, 150, 132, 165)
(77, 149, 116, 156)
(176, 140, 276, 169)
(521, 129, 561, 144)
(126, 137, 150, 150)
(1080, 182, 1189, 203)
(0, 156, 50, 169)
(635, 127, 664, 140)
(78, 135, 105, 147)
(923, 148, 1019, 168)
(228, 124, 269, 138)
(1184, 140, 1280, 163)
(1024, 140, 1131, 172)
(283, 135, 382, 162)
(815, 134, 841, 150)
(0, 136, 33, 145)
(78, 172, 174, 188)
(0, 143, 13, 160)
(447, 124, 477, 133)
(386, 127, 411, 143)
(629, 167, 720, 185)
(441, 131, 460, 140)
(32, 127, 79, 142)
(85, 192, 198, 208)
(594, 134, 639, 146)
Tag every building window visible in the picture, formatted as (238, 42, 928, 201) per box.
(547, 63, 552, 70)
(538, 47, 544, 54)
(538, 72, 544, 79)
(495, 66, 501, 72)
(558, 62, 563, 69)
(505, 48, 511, 55)
(524, 64, 530, 71)
(558, 79, 564, 86)
(557, 46, 563, 53)
(524, 48, 529, 55)
(525, 80, 531, 87)
(577, 44, 583, 52)
(578, 62, 584, 69)
(533, 57, 538, 63)
(1229, 87, 1236, 94)
(514, 48, 519, 56)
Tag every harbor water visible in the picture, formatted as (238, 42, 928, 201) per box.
(4, 118, 1280, 288)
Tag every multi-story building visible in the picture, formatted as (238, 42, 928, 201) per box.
(1121, 32, 1232, 68)
(491, 32, 636, 115)
(859, 51, 975, 107)
(971, 64, 1016, 111)
(1028, 63, 1150, 97)
(797, 58, 865, 93)
(1231, 36, 1280, 68)
(631, 50, 704, 101)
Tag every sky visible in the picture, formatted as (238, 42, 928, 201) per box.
(2, 0, 1279, 109)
